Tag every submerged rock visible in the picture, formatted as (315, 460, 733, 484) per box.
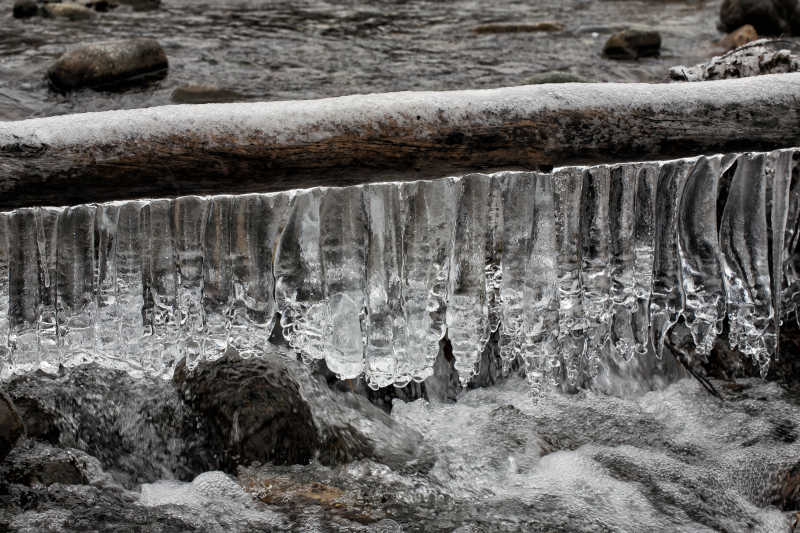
(171, 84, 244, 104)
(525, 71, 589, 84)
(719, 0, 800, 36)
(472, 21, 564, 33)
(669, 38, 800, 81)
(12, 0, 38, 18)
(42, 2, 96, 20)
(0, 390, 23, 461)
(47, 38, 168, 91)
(174, 349, 434, 473)
(603, 29, 661, 59)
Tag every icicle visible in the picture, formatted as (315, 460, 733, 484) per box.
(608, 164, 637, 362)
(56, 204, 97, 366)
(364, 182, 406, 389)
(484, 176, 504, 340)
(116, 201, 147, 376)
(35, 207, 60, 370)
(553, 167, 586, 386)
(274, 188, 328, 362)
(631, 164, 659, 357)
(580, 166, 612, 378)
(228, 193, 289, 359)
(650, 160, 690, 359)
(677, 156, 725, 359)
(448, 174, 490, 384)
(499, 172, 534, 365)
(203, 196, 232, 362)
(94, 204, 119, 364)
(719, 153, 773, 374)
(142, 199, 179, 376)
(172, 196, 208, 369)
(319, 186, 368, 380)
(0, 213, 9, 376)
(782, 150, 800, 324)
(765, 150, 792, 363)
(402, 179, 457, 384)
(523, 172, 560, 394)
(8, 209, 41, 371)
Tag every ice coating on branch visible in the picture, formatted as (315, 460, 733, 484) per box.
(0, 149, 797, 390)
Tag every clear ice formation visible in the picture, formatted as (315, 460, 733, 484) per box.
(0, 149, 798, 388)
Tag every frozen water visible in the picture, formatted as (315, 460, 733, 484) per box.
(0, 149, 797, 390)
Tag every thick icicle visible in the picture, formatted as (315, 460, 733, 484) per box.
(364, 182, 406, 389)
(553, 167, 586, 385)
(631, 164, 659, 357)
(499, 172, 534, 364)
(765, 151, 792, 361)
(523, 172, 560, 393)
(56, 204, 97, 365)
(94, 204, 119, 363)
(402, 179, 457, 384)
(782, 151, 800, 323)
(448, 174, 490, 384)
(142, 199, 179, 376)
(7, 209, 40, 371)
(650, 160, 690, 359)
(484, 176, 505, 339)
(172, 196, 208, 369)
(719, 153, 773, 373)
(228, 193, 289, 359)
(580, 166, 612, 378)
(116, 201, 147, 375)
(319, 186, 368, 380)
(274, 188, 328, 362)
(35, 207, 60, 369)
(677, 156, 725, 359)
(608, 164, 637, 361)
(203, 196, 232, 361)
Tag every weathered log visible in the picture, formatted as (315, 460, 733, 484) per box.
(2, 74, 800, 209)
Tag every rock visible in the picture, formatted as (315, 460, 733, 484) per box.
(12, 0, 38, 18)
(171, 84, 244, 104)
(41, 2, 96, 20)
(0, 390, 24, 462)
(2, 440, 89, 486)
(472, 21, 564, 34)
(717, 24, 759, 51)
(669, 38, 800, 81)
(85, 0, 114, 12)
(719, 0, 800, 36)
(114, 0, 159, 10)
(526, 71, 589, 84)
(6, 365, 213, 488)
(603, 29, 661, 59)
(47, 38, 168, 91)
(174, 348, 434, 473)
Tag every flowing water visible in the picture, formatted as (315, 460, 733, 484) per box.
(0, 0, 727, 120)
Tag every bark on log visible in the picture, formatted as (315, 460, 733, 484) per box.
(2, 73, 800, 209)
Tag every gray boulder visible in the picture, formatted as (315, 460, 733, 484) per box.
(0, 390, 23, 462)
(41, 2, 96, 20)
(603, 29, 661, 60)
(47, 38, 168, 91)
(719, 0, 800, 36)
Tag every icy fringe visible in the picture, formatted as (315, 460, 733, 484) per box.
(0, 149, 798, 393)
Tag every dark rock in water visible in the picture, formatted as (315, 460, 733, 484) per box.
(47, 38, 168, 91)
(171, 84, 244, 104)
(669, 39, 800, 81)
(717, 24, 759, 51)
(5, 365, 213, 488)
(525, 71, 589, 84)
(472, 21, 564, 34)
(85, 0, 114, 12)
(115, 0, 159, 10)
(42, 2, 96, 20)
(12, 0, 38, 18)
(603, 29, 661, 60)
(2, 440, 90, 486)
(175, 348, 434, 473)
(719, 0, 800, 36)
(0, 390, 23, 462)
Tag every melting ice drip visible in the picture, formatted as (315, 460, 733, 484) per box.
(0, 149, 798, 392)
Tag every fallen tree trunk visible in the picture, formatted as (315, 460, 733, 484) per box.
(2, 73, 800, 209)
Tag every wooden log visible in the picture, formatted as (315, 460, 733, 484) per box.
(2, 73, 800, 209)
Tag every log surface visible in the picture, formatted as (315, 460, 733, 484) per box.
(2, 73, 800, 209)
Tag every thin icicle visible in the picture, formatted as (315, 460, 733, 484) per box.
(0, 213, 9, 376)
(631, 164, 659, 357)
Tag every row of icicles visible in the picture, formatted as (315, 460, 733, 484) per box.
(0, 148, 798, 391)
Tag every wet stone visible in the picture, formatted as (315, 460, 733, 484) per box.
(171, 84, 245, 104)
(719, 0, 800, 36)
(1, 440, 89, 486)
(47, 38, 168, 91)
(41, 2, 96, 20)
(525, 71, 589, 84)
(12, 0, 38, 18)
(717, 24, 759, 50)
(0, 390, 23, 462)
(603, 29, 662, 59)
